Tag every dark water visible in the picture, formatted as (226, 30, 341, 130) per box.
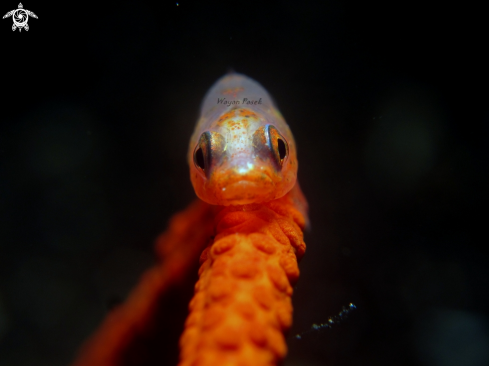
(1, 1, 487, 366)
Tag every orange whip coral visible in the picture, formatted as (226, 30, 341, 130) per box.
(71, 73, 308, 366)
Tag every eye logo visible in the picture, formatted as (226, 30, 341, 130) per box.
(3, 3, 37, 32)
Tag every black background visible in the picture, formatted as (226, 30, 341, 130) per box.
(1, 1, 487, 366)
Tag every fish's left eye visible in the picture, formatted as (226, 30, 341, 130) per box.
(252, 125, 289, 169)
(277, 136, 287, 162)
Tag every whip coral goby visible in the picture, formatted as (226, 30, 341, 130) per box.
(71, 73, 308, 366)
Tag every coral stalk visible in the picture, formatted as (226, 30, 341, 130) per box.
(178, 184, 307, 366)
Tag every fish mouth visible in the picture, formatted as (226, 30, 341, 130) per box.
(216, 177, 275, 205)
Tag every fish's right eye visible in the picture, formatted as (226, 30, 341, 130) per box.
(193, 131, 226, 178)
(194, 147, 205, 170)
(193, 133, 210, 175)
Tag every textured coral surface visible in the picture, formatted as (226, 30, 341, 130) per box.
(71, 185, 307, 366)
(178, 185, 307, 366)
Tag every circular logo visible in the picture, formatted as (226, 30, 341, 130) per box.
(12, 9, 28, 27)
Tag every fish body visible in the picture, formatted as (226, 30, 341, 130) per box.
(189, 74, 298, 206)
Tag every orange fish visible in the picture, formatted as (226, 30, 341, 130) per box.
(71, 73, 308, 366)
